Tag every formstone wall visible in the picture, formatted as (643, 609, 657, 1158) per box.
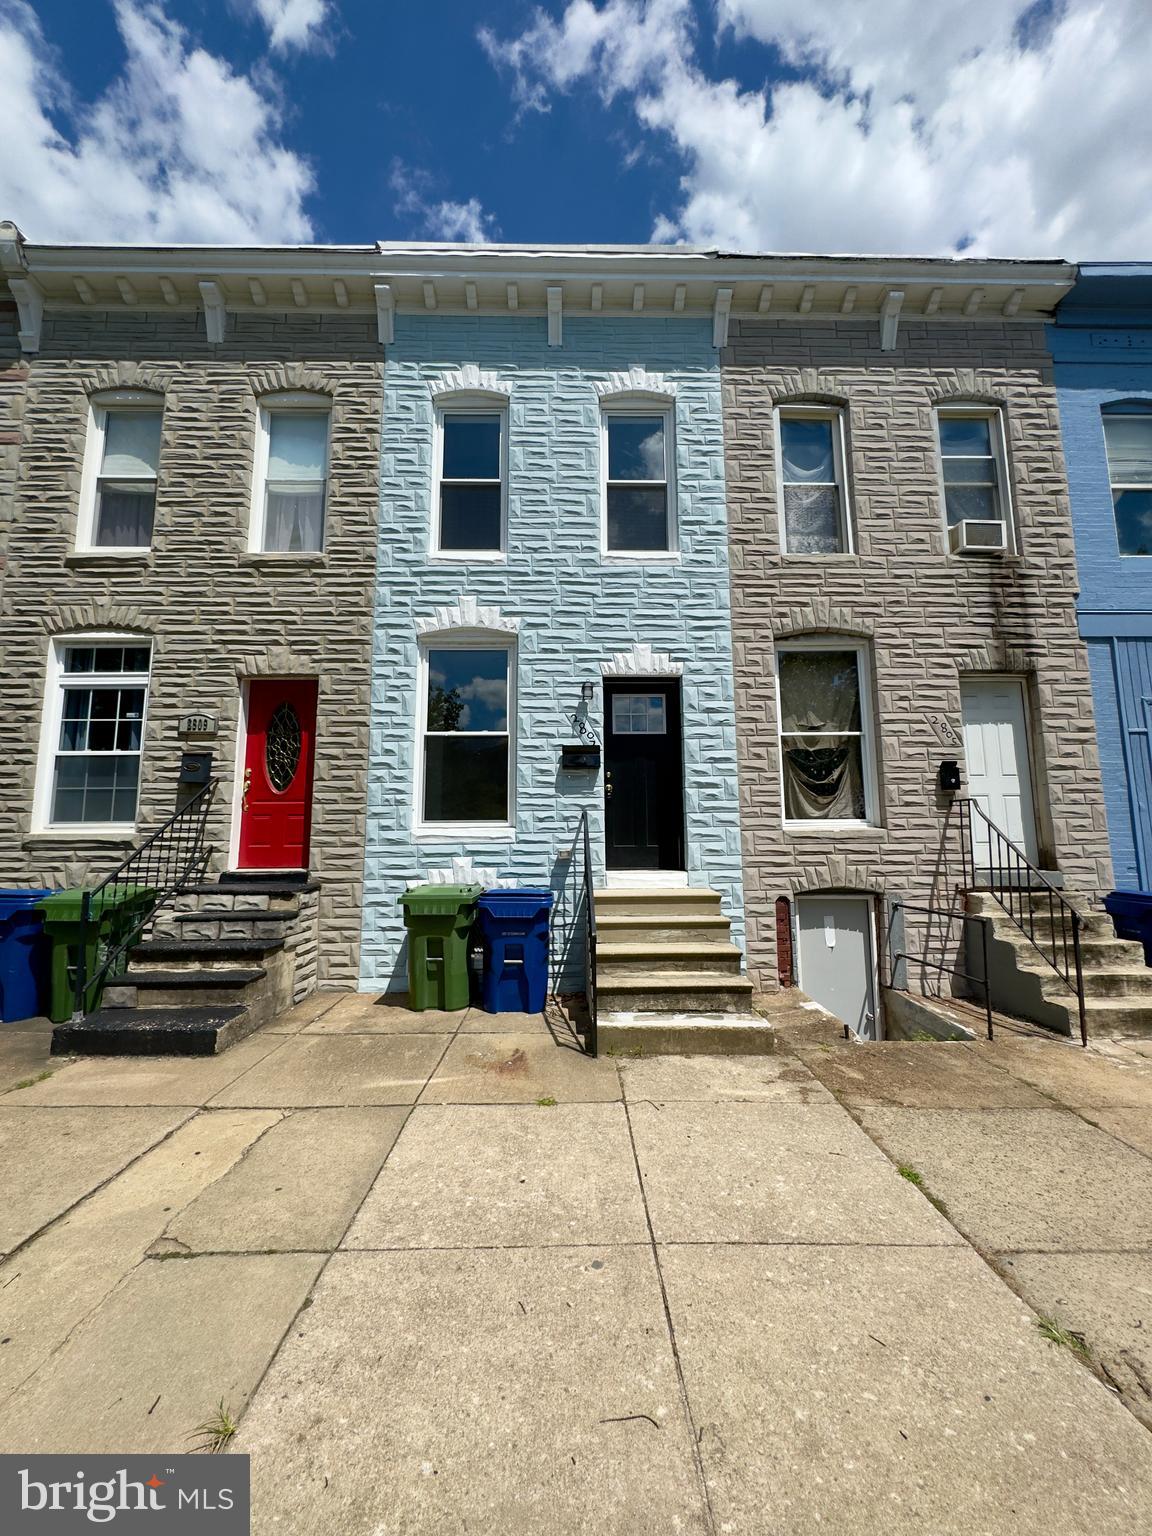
(723, 317, 1114, 995)
(0, 308, 382, 986)
(360, 314, 745, 991)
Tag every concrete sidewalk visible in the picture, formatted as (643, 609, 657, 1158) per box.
(1, 997, 1151, 1533)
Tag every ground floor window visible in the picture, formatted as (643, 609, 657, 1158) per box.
(419, 643, 512, 827)
(776, 643, 874, 824)
(39, 639, 151, 827)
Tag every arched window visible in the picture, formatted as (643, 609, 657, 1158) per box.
(1102, 400, 1152, 557)
(251, 391, 331, 553)
(775, 639, 877, 826)
(775, 404, 853, 554)
(78, 389, 164, 552)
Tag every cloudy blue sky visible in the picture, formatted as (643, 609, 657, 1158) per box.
(2, 0, 1150, 256)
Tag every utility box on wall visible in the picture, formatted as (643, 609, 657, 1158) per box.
(179, 751, 214, 785)
(561, 744, 601, 771)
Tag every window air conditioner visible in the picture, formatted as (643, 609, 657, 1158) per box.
(949, 519, 1007, 554)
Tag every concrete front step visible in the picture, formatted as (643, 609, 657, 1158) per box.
(596, 913, 732, 945)
(597, 1012, 778, 1056)
(984, 923, 1146, 972)
(51, 1004, 255, 1057)
(597, 941, 743, 977)
(129, 937, 285, 970)
(967, 893, 1118, 941)
(594, 888, 724, 919)
(597, 969, 755, 1014)
(110, 969, 267, 1012)
(1082, 999, 1152, 1036)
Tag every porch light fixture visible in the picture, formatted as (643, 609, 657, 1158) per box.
(581, 681, 595, 703)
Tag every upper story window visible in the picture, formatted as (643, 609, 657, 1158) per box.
(935, 406, 1012, 553)
(777, 407, 852, 554)
(603, 410, 674, 555)
(252, 395, 330, 553)
(1102, 402, 1152, 556)
(418, 643, 513, 831)
(79, 395, 163, 551)
(435, 411, 505, 557)
(37, 640, 151, 829)
(776, 642, 876, 827)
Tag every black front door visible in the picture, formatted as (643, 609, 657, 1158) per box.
(604, 681, 685, 870)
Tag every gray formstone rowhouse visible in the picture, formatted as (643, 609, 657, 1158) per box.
(0, 225, 382, 994)
(722, 292, 1117, 1025)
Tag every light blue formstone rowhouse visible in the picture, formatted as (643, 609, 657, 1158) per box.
(359, 313, 745, 992)
(1051, 266, 1152, 949)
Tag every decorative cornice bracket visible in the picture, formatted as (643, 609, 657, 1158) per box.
(198, 280, 226, 345)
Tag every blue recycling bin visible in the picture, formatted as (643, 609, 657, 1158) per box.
(0, 888, 53, 1023)
(1104, 890, 1152, 966)
(476, 888, 554, 1014)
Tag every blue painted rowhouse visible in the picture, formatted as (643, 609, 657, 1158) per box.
(1051, 265, 1152, 956)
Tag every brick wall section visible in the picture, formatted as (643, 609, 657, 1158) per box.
(0, 309, 382, 985)
(722, 317, 1114, 994)
(360, 314, 745, 991)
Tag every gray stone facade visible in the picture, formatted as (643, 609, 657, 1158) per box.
(722, 318, 1114, 995)
(0, 309, 382, 986)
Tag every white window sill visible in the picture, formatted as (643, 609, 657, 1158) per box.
(413, 824, 517, 843)
(240, 550, 327, 565)
(66, 548, 151, 563)
(429, 550, 507, 563)
(601, 551, 681, 564)
(781, 551, 858, 561)
(783, 821, 885, 836)
(24, 827, 138, 842)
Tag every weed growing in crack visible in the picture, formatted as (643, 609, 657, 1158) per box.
(536, 1096, 557, 1107)
(1036, 1316, 1091, 1360)
(187, 1400, 239, 1454)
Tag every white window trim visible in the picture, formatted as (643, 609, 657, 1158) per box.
(934, 403, 1016, 554)
(413, 631, 517, 841)
(775, 405, 854, 556)
(248, 391, 331, 554)
(32, 632, 152, 835)
(774, 638, 879, 831)
(600, 401, 679, 562)
(431, 398, 509, 563)
(1101, 404, 1152, 559)
(76, 391, 163, 555)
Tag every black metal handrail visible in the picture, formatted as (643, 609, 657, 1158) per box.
(956, 797, 1087, 1046)
(72, 780, 218, 1021)
(576, 807, 598, 1056)
(888, 900, 994, 1040)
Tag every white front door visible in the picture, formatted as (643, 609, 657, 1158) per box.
(960, 677, 1039, 865)
(796, 896, 879, 1041)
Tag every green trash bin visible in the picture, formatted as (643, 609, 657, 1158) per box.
(399, 884, 482, 1012)
(37, 884, 156, 1022)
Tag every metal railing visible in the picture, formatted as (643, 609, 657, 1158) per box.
(888, 900, 995, 1040)
(72, 780, 217, 1021)
(576, 808, 598, 1056)
(956, 797, 1087, 1047)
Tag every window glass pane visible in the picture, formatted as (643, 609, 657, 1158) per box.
(123, 646, 150, 673)
(782, 736, 866, 821)
(101, 411, 161, 477)
(423, 737, 508, 821)
(442, 415, 501, 480)
(779, 651, 861, 733)
(939, 416, 993, 456)
(1114, 489, 1152, 556)
(608, 417, 666, 481)
(942, 457, 996, 484)
(267, 412, 328, 483)
(944, 485, 998, 525)
(1104, 415, 1152, 485)
(612, 693, 667, 734)
(780, 417, 835, 483)
(607, 486, 668, 551)
(95, 484, 155, 546)
(784, 484, 843, 553)
(64, 647, 94, 674)
(264, 488, 325, 552)
(440, 483, 502, 550)
(427, 650, 508, 732)
(52, 754, 140, 824)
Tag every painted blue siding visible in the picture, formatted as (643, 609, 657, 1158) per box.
(1051, 267, 1152, 893)
(359, 314, 745, 991)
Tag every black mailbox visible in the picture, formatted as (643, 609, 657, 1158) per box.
(938, 758, 962, 794)
(561, 743, 601, 771)
(179, 751, 214, 785)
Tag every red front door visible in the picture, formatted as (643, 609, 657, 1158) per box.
(238, 679, 318, 870)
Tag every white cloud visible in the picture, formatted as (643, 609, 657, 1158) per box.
(0, 0, 315, 243)
(390, 161, 498, 243)
(250, 0, 332, 54)
(482, 0, 1152, 257)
